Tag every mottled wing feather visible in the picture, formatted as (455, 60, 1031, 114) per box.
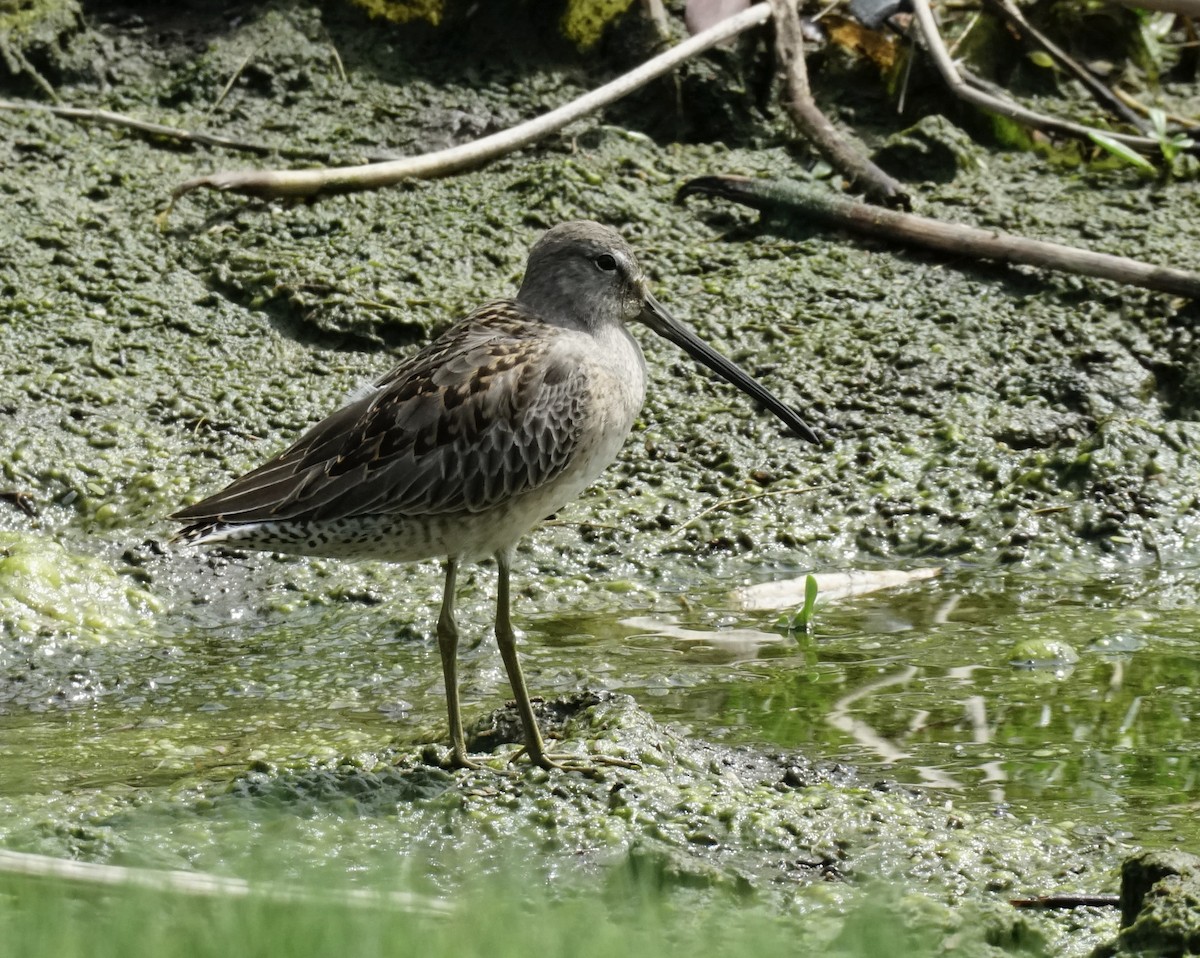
(172, 301, 589, 526)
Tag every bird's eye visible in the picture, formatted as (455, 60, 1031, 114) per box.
(595, 253, 618, 272)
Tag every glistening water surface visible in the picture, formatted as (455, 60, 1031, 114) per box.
(2, 559, 1196, 850)
(605, 565, 1200, 845)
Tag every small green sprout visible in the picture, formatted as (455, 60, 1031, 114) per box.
(1087, 130, 1156, 174)
(777, 574, 820, 636)
(1148, 107, 1195, 165)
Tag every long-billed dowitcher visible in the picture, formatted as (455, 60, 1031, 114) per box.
(173, 221, 819, 772)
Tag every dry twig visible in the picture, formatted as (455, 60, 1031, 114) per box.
(670, 486, 821, 540)
(978, 0, 1147, 132)
(909, 0, 1194, 157)
(0, 34, 58, 103)
(0, 849, 450, 915)
(0, 98, 393, 162)
(767, 0, 910, 208)
(168, 5, 774, 206)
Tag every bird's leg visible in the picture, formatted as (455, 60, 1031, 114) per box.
(437, 556, 480, 770)
(493, 548, 639, 774)
(492, 548, 555, 768)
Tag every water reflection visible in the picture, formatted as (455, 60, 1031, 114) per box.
(600, 567, 1200, 843)
(2, 564, 1198, 846)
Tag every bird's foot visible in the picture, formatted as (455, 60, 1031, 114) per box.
(447, 748, 485, 772)
(510, 746, 641, 775)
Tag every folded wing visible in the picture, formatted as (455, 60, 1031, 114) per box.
(171, 301, 588, 528)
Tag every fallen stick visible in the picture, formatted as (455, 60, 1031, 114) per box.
(978, 0, 1147, 132)
(731, 566, 941, 611)
(168, 4, 773, 205)
(0, 98, 392, 162)
(676, 174, 1200, 299)
(767, 0, 909, 208)
(0, 34, 58, 103)
(1010, 893, 1120, 910)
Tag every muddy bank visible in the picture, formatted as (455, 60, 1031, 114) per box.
(0, 690, 1126, 955)
(1, 1, 1197, 590)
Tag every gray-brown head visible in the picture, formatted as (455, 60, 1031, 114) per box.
(518, 220, 822, 442)
(517, 221, 649, 333)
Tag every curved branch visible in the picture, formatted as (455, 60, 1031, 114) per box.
(0, 98, 384, 161)
(170, 4, 773, 205)
(978, 0, 1148, 132)
(768, 0, 910, 208)
(910, 0, 1193, 157)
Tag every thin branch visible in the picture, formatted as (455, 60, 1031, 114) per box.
(979, 0, 1147, 132)
(208, 40, 270, 118)
(1010, 893, 1120, 910)
(0, 491, 38, 517)
(168, 4, 774, 205)
(544, 486, 824, 544)
(669, 486, 821, 540)
(0, 98, 394, 162)
(945, 10, 982, 58)
(324, 29, 348, 85)
(0, 34, 59, 103)
(767, 0, 910, 208)
(641, 0, 673, 44)
(909, 0, 1194, 157)
(677, 174, 1200, 299)
(0, 849, 451, 915)
(1111, 86, 1197, 128)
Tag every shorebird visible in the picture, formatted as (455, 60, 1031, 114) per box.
(173, 221, 819, 772)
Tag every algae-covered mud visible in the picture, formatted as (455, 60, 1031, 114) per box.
(2, 1, 1200, 954)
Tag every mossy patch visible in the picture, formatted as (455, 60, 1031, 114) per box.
(0, 532, 161, 641)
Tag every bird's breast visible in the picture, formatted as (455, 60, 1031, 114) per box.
(518, 324, 646, 518)
(575, 323, 646, 457)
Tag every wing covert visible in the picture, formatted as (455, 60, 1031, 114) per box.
(171, 301, 591, 525)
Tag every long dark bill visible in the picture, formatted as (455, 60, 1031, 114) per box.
(639, 292, 822, 444)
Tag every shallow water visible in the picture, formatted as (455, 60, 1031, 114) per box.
(2, 559, 1196, 851)
(616, 566, 1200, 842)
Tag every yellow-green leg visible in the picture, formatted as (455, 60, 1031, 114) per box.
(493, 548, 639, 773)
(437, 556, 480, 770)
